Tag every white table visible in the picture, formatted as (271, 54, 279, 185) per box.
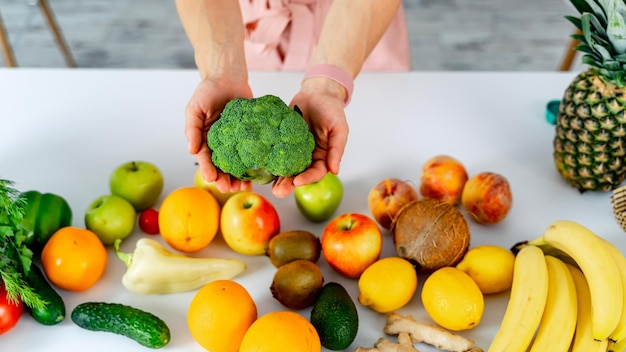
(1, 69, 622, 351)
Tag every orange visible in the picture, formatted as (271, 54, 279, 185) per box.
(239, 311, 321, 352)
(187, 280, 257, 352)
(158, 186, 220, 253)
(40, 226, 108, 291)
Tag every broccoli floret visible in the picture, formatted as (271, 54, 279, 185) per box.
(207, 94, 315, 184)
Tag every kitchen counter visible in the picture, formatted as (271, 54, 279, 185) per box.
(1, 69, 622, 351)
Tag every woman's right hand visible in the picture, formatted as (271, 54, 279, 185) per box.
(184, 76, 253, 193)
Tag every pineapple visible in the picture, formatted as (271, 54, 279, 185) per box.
(554, 0, 626, 192)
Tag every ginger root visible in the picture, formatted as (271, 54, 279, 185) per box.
(355, 332, 419, 352)
(384, 313, 483, 352)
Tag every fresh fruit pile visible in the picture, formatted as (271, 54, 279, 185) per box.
(489, 220, 626, 351)
(3, 154, 626, 352)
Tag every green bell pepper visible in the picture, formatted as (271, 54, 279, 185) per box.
(21, 190, 72, 250)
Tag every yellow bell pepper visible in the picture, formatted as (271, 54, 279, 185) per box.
(114, 238, 246, 294)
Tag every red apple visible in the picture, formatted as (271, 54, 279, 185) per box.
(368, 178, 419, 230)
(220, 191, 281, 255)
(420, 155, 468, 205)
(461, 172, 512, 225)
(321, 213, 383, 279)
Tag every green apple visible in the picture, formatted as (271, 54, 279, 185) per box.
(85, 194, 137, 245)
(294, 172, 343, 222)
(109, 161, 164, 211)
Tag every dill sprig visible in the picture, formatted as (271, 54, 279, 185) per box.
(0, 179, 46, 310)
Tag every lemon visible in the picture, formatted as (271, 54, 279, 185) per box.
(357, 256, 418, 313)
(421, 266, 484, 331)
(456, 244, 515, 294)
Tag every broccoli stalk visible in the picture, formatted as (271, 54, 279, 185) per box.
(207, 95, 315, 184)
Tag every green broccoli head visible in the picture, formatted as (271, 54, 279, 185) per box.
(207, 95, 315, 184)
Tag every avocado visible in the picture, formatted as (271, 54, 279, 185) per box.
(310, 282, 358, 350)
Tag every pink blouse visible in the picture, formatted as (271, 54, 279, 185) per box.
(239, 0, 411, 71)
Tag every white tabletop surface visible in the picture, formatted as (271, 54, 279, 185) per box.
(1, 68, 623, 351)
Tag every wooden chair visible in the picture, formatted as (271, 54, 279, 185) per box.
(558, 29, 581, 71)
(0, 0, 76, 67)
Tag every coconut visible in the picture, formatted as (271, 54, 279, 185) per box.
(391, 198, 470, 273)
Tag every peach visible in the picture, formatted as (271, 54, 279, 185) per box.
(461, 172, 512, 225)
(367, 178, 419, 230)
(420, 155, 468, 205)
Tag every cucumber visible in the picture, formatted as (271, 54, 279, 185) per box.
(25, 264, 65, 325)
(71, 302, 170, 349)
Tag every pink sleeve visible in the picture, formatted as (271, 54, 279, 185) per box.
(240, 0, 410, 72)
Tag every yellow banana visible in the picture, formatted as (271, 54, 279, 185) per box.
(567, 263, 610, 352)
(487, 245, 548, 352)
(528, 255, 577, 352)
(527, 219, 623, 341)
(598, 237, 626, 344)
(609, 338, 626, 352)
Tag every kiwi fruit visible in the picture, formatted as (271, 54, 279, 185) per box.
(266, 230, 321, 268)
(270, 259, 324, 310)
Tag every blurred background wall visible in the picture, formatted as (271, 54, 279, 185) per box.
(0, 0, 579, 70)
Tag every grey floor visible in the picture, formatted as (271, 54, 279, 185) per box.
(0, 0, 581, 71)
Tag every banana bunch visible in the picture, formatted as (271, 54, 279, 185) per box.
(488, 220, 626, 352)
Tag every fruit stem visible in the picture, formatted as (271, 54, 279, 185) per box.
(509, 241, 529, 255)
(114, 239, 133, 268)
(342, 218, 357, 231)
(384, 179, 393, 196)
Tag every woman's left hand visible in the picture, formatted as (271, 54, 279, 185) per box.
(271, 77, 349, 198)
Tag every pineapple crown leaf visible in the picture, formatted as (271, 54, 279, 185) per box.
(571, 0, 606, 24)
(568, 0, 626, 83)
(614, 52, 626, 61)
(570, 1, 626, 54)
(607, 0, 626, 54)
(595, 41, 614, 59)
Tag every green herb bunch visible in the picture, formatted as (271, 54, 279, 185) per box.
(0, 179, 45, 309)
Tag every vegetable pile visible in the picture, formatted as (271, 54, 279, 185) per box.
(207, 94, 315, 184)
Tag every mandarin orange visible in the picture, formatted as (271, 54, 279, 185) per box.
(239, 310, 321, 352)
(187, 280, 257, 352)
(158, 186, 220, 252)
(41, 226, 108, 291)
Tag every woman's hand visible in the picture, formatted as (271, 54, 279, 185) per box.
(185, 76, 254, 193)
(272, 77, 349, 198)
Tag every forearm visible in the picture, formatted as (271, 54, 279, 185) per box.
(174, 0, 247, 80)
(310, 0, 402, 77)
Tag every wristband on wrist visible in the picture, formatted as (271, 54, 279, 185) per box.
(302, 64, 354, 106)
